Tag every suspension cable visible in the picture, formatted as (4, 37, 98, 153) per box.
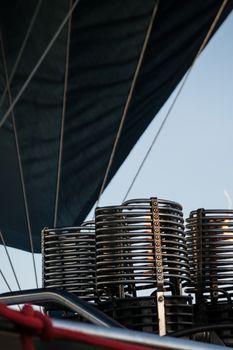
(95, 0, 160, 210)
(0, 269, 12, 292)
(53, 0, 72, 228)
(0, 30, 39, 288)
(0, 231, 21, 291)
(0, 0, 42, 111)
(123, 0, 229, 201)
(0, 269, 20, 310)
(0, 0, 81, 129)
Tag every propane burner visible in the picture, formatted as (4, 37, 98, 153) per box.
(186, 209, 233, 346)
(42, 221, 96, 302)
(39, 201, 233, 344)
(95, 198, 191, 335)
(186, 209, 233, 302)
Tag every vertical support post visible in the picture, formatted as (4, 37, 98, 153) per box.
(196, 208, 204, 303)
(151, 198, 166, 336)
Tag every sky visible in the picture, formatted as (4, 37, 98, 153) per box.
(98, 11, 233, 217)
(0, 10, 233, 294)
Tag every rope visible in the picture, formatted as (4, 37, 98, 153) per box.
(0, 0, 42, 111)
(0, 303, 159, 350)
(0, 0, 81, 129)
(95, 0, 160, 209)
(53, 0, 72, 227)
(0, 31, 39, 288)
(123, 0, 230, 201)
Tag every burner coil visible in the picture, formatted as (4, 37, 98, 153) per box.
(186, 209, 233, 302)
(95, 198, 190, 299)
(42, 222, 96, 302)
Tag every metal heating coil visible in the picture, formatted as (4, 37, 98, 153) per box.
(95, 198, 190, 299)
(186, 209, 233, 302)
(42, 222, 96, 302)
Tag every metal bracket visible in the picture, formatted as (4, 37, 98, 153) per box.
(151, 198, 166, 336)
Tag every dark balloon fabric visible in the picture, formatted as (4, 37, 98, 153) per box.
(0, 0, 232, 252)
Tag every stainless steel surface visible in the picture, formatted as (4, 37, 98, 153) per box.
(0, 315, 229, 350)
(0, 288, 121, 328)
(52, 319, 230, 350)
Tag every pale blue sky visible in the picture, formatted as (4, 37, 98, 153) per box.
(1, 11, 233, 293)
(96, 11, 233, 218)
